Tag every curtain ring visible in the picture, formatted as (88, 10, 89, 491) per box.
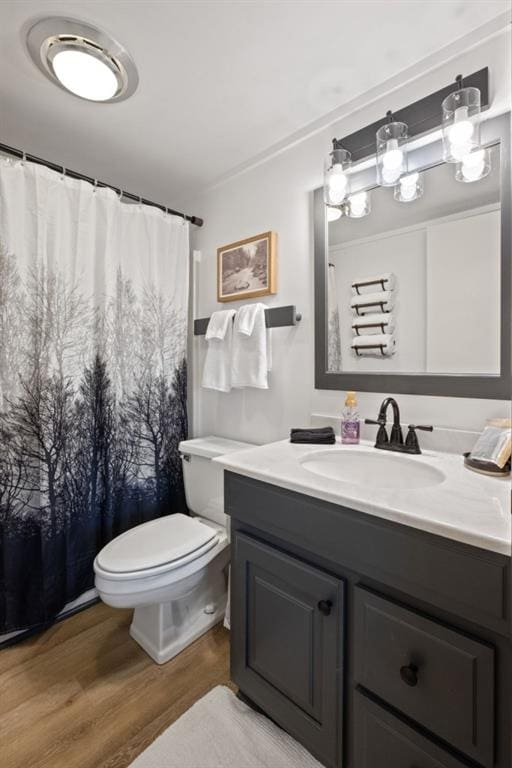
(118, 188, 123, 201)
(61, 166, 66, 181)
(21, 151, 26, 166)
(138, 195, 142, 209)
(93, 179, 98, 194)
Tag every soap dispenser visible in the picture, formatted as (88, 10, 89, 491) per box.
(341, 391, 360, 445)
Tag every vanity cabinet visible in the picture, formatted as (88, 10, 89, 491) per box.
(227, 471, 511, 768)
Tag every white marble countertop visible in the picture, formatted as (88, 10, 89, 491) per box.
(215, 439, 511, 556)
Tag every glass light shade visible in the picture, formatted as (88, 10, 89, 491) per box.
(376, 121, 408, 187)
(455, 147, 491, 183)
(326, 205, 343, 222)
(346, 191, 371, 218)
(394, 171, 424, 203)
(324, 146, 351, 206)
(442, 86, 481, 163)
(52, 49, 119, 101)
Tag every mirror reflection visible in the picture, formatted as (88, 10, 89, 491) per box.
(327, 145, 500, 375)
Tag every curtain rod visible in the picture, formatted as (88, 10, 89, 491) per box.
(0, 142, 204, 228)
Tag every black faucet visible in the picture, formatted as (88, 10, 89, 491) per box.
(365, 397, 433, 455)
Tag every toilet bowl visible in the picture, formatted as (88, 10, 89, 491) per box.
(94, 435, 252, 664)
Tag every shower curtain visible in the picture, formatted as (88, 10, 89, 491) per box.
(0, 158, 189, 633)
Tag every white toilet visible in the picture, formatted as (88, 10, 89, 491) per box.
(94, 436, 252, 664)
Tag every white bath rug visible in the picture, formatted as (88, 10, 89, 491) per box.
(129, 685, 323, 768)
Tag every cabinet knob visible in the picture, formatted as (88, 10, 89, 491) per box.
(318, 600, 332, 616)
(400, 663, 419, 687)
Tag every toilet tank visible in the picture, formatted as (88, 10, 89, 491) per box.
(178, 436, 253, 527)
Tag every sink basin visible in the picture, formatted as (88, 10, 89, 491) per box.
(300, 449, 446, 491)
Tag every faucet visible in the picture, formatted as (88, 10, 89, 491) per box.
(365, 397, 433, 455)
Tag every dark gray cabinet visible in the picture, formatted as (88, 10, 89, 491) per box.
(232, 533, 344, 768)
(227, 472, 512, 768)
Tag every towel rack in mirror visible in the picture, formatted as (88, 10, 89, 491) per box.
(194, 305, 302, 335)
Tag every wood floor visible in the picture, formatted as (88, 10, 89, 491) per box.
(0, 603, 233, 768)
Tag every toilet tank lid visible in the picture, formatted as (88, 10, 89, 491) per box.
(179, 435, 254, 459)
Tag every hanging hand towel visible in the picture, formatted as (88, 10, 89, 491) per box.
(202, 309, 236, 392)
(231, 303, 271, 389)
(351, 333, 396, 356)
(351, 272, 396, 294)
(350, 290, 394, 315)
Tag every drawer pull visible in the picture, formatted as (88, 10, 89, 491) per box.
(400, 663, 419, 687)
(318, 600, 333, 616)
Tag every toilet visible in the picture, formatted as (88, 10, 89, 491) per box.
(94, 436, 252, 664)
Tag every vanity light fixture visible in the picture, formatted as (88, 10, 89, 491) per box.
(324, 140, 351, 206)
(455, 147, 491, 183)
(376, 111, 408, 187)
(394, 172, 424, 203)
(442, 75, 481, 162)
(346, 191, 371, 218)
(326, 205, 343, 222)
(27, 17, 138, 102)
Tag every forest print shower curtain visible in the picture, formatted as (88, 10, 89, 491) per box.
(0, 158, 189, 633)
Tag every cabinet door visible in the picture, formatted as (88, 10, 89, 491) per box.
(231, 532, 344, 768)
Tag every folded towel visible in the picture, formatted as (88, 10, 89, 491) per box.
(231, 303, 272, 389)
(202, 309, 236, 392)
(290, 427, 336, 444)
(351, 272, 396, 294)
(205, 309, 235, 341)
(352, 333, 395, 357)
(351, 291, 394, 315)
(352, 312, 395, 335)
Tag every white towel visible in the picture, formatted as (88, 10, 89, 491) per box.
(352, 333, 396, 356)
(351, 290, 394, 315)
(231, 303, 271, 389)
(352, 312, 395, 335)
(351, 272, 396, 294)
(202, 309, 236, 392)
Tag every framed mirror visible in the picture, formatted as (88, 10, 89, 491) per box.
(314, 113, 511, 398)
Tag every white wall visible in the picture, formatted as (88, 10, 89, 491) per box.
(190, 29, 511, 445)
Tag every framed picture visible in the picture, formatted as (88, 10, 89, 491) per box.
(217, 231, 277, 302)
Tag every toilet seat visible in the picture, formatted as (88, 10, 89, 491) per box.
(95, 514, 219, 580)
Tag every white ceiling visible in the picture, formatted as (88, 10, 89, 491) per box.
(0, 0, 509, 211)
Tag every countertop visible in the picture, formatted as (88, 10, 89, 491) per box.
(215, 439, 511, 556)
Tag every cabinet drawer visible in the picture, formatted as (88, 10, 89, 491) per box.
(354, 587, 494, 767)
(354, 690, 470, 768)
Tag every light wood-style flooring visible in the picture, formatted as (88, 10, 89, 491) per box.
(0, 603, 232, 768)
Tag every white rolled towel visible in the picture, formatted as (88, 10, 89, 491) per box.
(351, 273, 396, 294)
(352, 312, 395, 335)
(351, 291, 394, 315)
(352, 333, 396, 357)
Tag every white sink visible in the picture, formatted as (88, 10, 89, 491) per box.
(300, 449, 446, 491)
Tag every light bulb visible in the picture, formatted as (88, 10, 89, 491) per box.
(448, 106, 474, 145)
(460, 150, 486, 182)
(326, 206, 342, 222)
(347, 191, 369, 218)
(382, 139, 403, 171)
(399, 172, 419, 201)
(52, 49, 119, 101)
(382, 166, 402, 185)
(327, 163, 348, 204)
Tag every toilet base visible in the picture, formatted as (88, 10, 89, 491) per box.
(129, 566, 228, 664)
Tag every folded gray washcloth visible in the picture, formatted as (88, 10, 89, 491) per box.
(290, 427, 336, 444)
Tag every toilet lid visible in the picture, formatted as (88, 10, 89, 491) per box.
(96, 514, 217, 574)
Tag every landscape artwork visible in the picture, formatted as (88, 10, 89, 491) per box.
(217, 231, 277, 302)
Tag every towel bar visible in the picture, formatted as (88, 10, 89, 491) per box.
(194, 305, 301, 336)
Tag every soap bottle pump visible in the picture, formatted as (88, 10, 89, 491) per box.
(341, 391, 360, 445)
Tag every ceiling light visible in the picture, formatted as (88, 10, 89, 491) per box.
(347, 191, 371, 218)
(326, 205, 343, 222)
(394, 172, 424, 203)
(442, 75, 481, 163)
(27, 17, 138, 103)
(455, 148, 491, 183)
(324, 140, 351, 206)
(376, 112, 408, 187)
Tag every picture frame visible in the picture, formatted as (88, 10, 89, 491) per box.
(217, 231, 277, 302)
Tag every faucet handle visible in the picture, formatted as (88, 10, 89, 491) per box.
(364, 418, 386, 426)
(409, 424, 433, 432)
(405, 424, 433, 454)
(365, 418, 389, 447)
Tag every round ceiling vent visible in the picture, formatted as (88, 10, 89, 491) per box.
(26, 17, 138, 103)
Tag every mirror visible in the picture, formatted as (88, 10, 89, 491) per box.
(315, 114, 511, 398)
